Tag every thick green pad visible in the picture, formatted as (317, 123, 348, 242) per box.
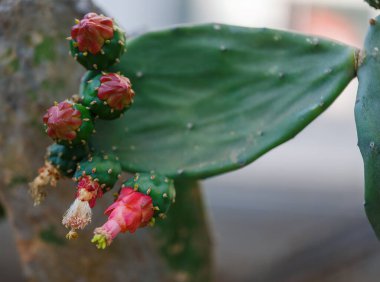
(46, 143, 89, 177)
(355, 16, 380, 239)
(123, 172, 175, 218)
(81, 71, 127, 119)
(73, 153, 121, 192)
(69, 27, 126, 70)
(89, 24, 356, 179)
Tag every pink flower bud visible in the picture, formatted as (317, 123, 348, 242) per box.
(97, 73, 135, 111)
(43, 101, 82, 141)
(71, 13, 114, 54)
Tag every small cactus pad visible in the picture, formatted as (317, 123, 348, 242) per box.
(81, 71, 135, 119)
(69, 12, 126, 70)
(43, 100, 94, 145)
(123, 173, 175, 218)
(365, 0, 380, 9)
(73, 153, 121, 192)
(93, 24, 357, 178)
(47, 143, 89, 177)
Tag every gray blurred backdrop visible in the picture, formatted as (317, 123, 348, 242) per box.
(2, 1, 380, 281)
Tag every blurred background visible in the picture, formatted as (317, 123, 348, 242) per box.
(2, 0, 380, 281)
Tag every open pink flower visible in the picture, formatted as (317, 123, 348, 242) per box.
(43, 101, 82, 141)
(97, 73, 135, 111)
(71, 12, 114, 54)
(92, 188, 153, 248)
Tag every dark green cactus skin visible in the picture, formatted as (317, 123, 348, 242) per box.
(90, 24, 357, 179)
(69, 26, 126, 71)
(73, 153, 121, 192)
(365, 0, 380, 9)
(80, 71, 128, 119)
(123, 172, 175, 218)
(355, 16, 380, 239)
(57, 103, 94, 146)
(46, 143, 89, 177)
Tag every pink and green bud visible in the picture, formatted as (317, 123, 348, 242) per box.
(43, 101, 82, 141)
(43, 101, 94, 145)
(71, 13, 114, 55)
(98, 73, 135, 111)
(92, 188, 154, 249)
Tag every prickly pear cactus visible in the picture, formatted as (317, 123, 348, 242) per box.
(31, 0, 380, 264)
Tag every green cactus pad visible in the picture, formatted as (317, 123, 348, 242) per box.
(123, 173, 175, 218)
(89, 24, 356, 179)
(364, 0, 380, 9)
(74, 153, 121, 192)
(80, 71, 131, 119)
(355, 15, 380, 239)
(69, 26, 126, 71)
(46, 143, 89, 177)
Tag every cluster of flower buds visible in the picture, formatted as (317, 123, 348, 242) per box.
(30, 12, 176, 248)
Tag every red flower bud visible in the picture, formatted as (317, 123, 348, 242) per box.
(71, 12, 114, 54)
(43, 101, 82, 141)
(97, 73, 135, 111)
